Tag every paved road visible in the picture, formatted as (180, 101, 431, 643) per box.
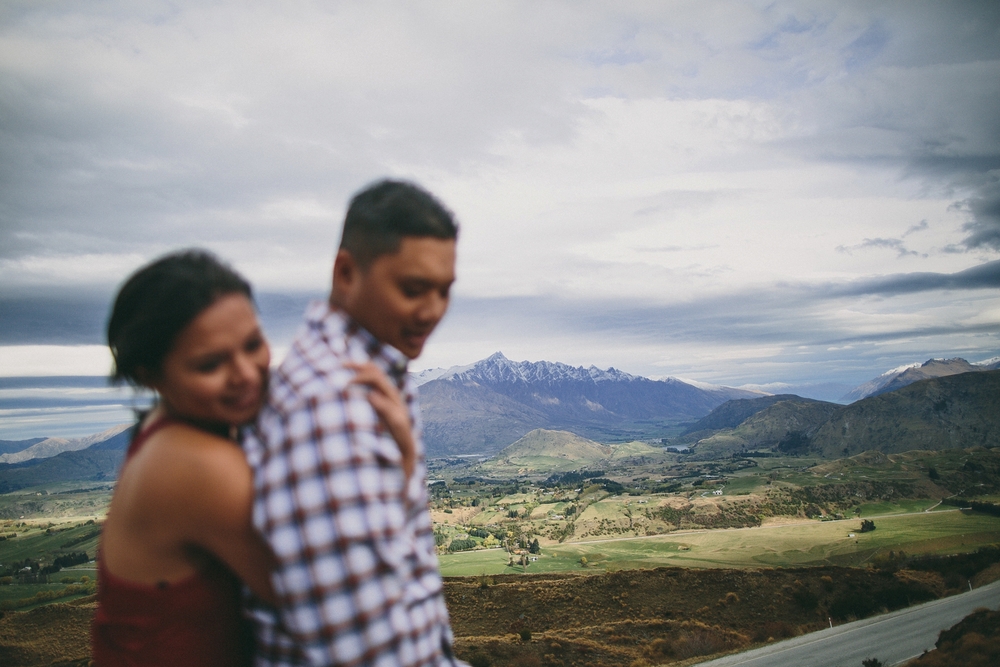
(692, 580, 1000, 667)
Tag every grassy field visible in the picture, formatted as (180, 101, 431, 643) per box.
(0, 522, 101, 565)
(438, 509, 1000, 576)
(856, 498, 940, 515)
(0, 487, 111, 522)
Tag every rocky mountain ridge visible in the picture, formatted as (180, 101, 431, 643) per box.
(841, 357, 1000, 402)
(417, 352, 762, 456)
(686, 370, 1000, 459)
(0, 424, 130, 464)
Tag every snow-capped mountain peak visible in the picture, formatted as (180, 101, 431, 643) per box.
(437, 352, 639, 386)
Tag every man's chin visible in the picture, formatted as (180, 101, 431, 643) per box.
(399, 335, 430, 359)
(402, 344, 423, 360)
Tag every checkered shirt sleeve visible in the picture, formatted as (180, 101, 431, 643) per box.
(244, 303, 463, 667)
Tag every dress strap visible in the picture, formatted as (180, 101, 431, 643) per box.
(125, 415, 177, 460)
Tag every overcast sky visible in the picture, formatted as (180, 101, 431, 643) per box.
(2, 1, 999, 396)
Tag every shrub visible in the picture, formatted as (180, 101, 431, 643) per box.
(752, 621, 795, 642)
(519, 629, 532, 642)
(467, 653, 491, 667)
(792, 586, 818, 610)
(447, 538, 476, 552)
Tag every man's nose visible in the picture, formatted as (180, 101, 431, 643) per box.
(417, 292, 449, 325)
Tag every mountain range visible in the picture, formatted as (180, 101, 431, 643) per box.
(0, 427, 131, 493)
(416, 352, 761, 456)
(685, 370, 1000, 459)
(0, 424, 131, 464)
(4, 353, 1000, 490)
(840, 357, 1000, 402)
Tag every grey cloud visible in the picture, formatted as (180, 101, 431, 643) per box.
(0, 2, 582, 267)
(0, 294, 109, 345)
(5, 260, 997, 388)
(432, 275, 999, 386)
(826, 260, 1000, 297)
(774, 4, 1000, 255)
(958, 176, 1000, 251)
(636, 244, 719, 253)
(843, 21, 889, 72)
(449, 260, 1000, 346)
(0, 289, 321, 346)
(835, 238, 921, 258)
(903, 220, 928, 236)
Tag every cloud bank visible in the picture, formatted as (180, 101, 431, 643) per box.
(1, 1, 998, 390)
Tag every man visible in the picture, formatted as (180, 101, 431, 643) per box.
(244, 180, 466, 666)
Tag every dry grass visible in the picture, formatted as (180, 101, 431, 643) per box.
(0, 596, 94, 666)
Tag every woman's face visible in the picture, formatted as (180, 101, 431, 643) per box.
(151, 293, 270, 427)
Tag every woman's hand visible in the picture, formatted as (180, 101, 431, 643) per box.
(347, 362, 416, 483)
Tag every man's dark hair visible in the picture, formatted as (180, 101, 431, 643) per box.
(107, 249, 253, 385)
(340, 179, 458, 267)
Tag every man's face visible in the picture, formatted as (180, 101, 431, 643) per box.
(335, 236, 456, 359)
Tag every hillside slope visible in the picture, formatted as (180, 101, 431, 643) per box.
(682, 394, 821, 436)
(811, 370, 1000, 457)
(0, 424, 130, 464)
(842, 357, 1000, 402)
(487, 429, 612, 472)
(687, 371, 1000, 459)
(690, 399, 842, 457)
(0, 438, 45, 456)
(0, 428, 131, 493)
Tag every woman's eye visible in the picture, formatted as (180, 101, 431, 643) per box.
(195, 359, 222, 373)
(245, 337, 263, 353)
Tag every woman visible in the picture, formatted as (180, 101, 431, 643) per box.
(93, 250, 414, 666)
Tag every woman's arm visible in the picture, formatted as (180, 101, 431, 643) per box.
(156, 428, 278, 603)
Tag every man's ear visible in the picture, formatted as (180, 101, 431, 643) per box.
(330, 248, 360, 308)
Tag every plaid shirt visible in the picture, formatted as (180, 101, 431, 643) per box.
(243, 302, 464, 667)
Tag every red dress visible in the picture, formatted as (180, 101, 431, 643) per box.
(91, 418, 252, 667)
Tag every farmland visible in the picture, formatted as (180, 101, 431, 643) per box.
(439, 508, 1000, 576)
(1, 444, 999, 665)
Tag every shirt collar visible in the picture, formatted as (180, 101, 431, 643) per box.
(306, 301, 409, 382)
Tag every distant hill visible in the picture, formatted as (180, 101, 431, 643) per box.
(735, 382, 852, 403)
(685, 370, 1000, 459)
(842, 357, 1000, 402)
(418, 352, 761, 456)
(495, 429, 611, 468)
(477, 428, 664, 474)
(688, 398, 842, 458)
(811, 370, 1000, 457)
(0, 437, 45, 456)
(0, 424, 130, 464)
(0, 427, 131, 493)
(682, 394, 817, 435)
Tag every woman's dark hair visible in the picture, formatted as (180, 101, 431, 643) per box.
(107, 249, 253, 385)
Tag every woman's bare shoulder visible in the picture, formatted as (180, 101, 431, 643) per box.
(131, 423, 252, 511)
